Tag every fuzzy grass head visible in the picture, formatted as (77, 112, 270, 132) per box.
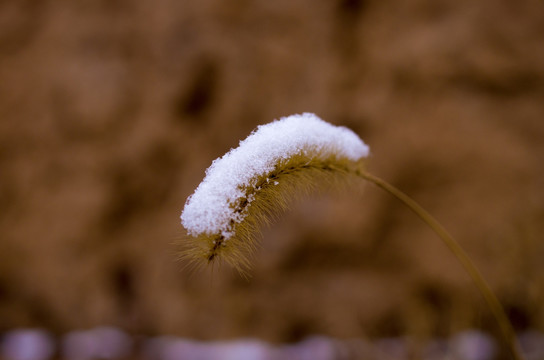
(179, 113, 523, 360)
(179, 113, 370, 273)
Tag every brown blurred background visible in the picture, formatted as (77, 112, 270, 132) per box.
(1, 0, 544, 347)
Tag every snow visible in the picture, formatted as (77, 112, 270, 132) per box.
(180, 113, 370, 238)
(1, 329, 54, 360)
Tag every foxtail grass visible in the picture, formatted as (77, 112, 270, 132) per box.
(179, 152, 358, 274)
(179, 114, 524, 360)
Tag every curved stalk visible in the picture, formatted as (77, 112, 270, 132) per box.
(357, 170, 524, 360)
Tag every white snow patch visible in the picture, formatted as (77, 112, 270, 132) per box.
(181, 113, 369, 238)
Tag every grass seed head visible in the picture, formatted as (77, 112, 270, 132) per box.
(179, 113, 369, 273)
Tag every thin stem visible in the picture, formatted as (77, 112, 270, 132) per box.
(357, 170, 524, 360)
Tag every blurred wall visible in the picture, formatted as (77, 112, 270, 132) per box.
(1, 0, 544, 342)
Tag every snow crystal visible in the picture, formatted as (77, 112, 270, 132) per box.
(180, 113, 369, 238)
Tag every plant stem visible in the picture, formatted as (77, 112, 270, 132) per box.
(357, 170, 524, 360)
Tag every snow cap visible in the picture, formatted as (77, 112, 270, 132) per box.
(181, 113, 369, 238)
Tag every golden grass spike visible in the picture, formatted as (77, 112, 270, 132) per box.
(179, 152, 363, 274)
(179, 113, 369, 273)
(178, 113, 523, 359)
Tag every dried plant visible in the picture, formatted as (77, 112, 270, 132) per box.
(179, 113, 523, 360)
